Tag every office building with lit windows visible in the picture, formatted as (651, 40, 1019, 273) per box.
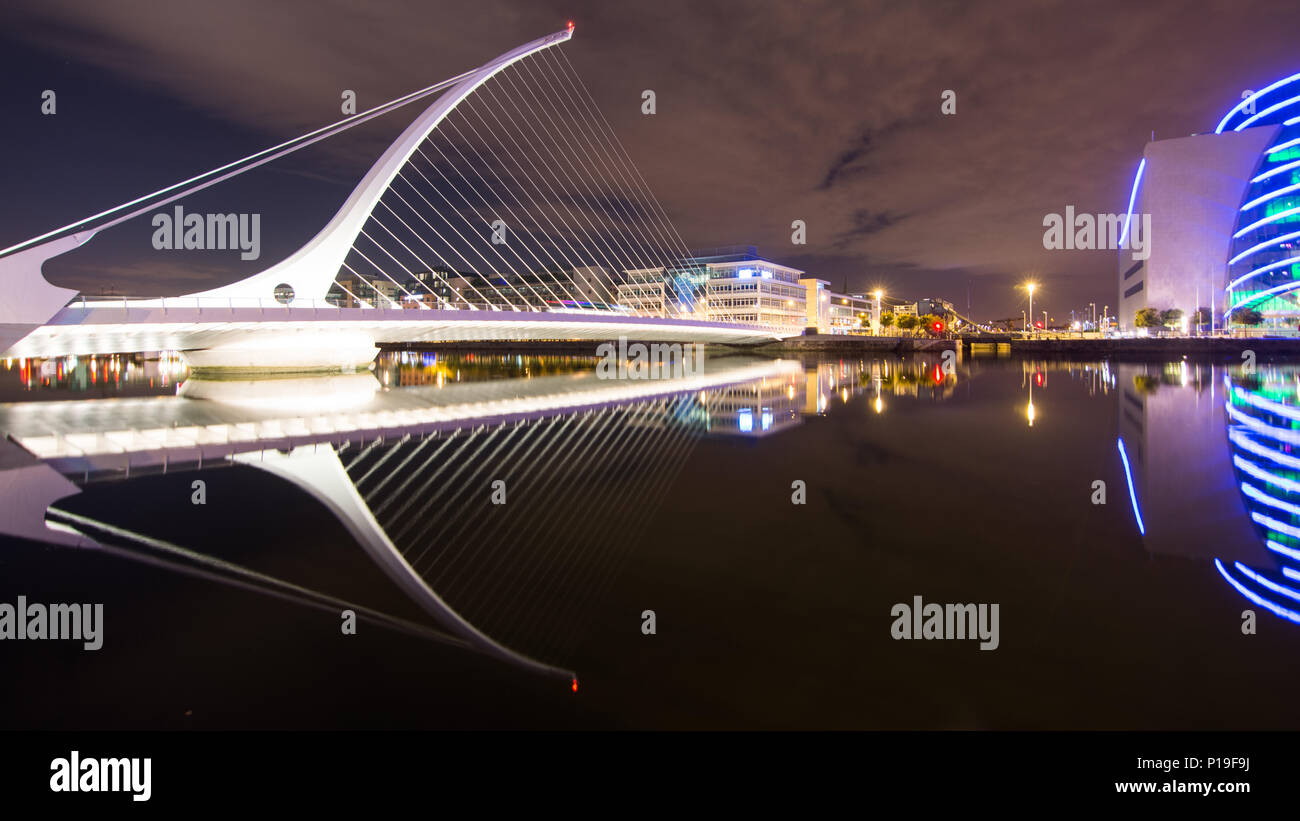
(1118, 70, 1300, 333)
(618, 247, 807, 331)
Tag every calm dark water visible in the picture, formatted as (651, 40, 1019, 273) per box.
(1, 350, 1298, 729)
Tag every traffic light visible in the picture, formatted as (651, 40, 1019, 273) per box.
(931, 320, 945, 333)
(1034, 320, 1043, 329)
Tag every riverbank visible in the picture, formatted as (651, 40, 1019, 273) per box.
(754, 334, 956, 354)
(985, 336, 1300, 360)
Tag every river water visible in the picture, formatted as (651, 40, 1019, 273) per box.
(1, 349, 1297, 729)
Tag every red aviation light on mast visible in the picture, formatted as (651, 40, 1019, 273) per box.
(567, 20, 575, 31)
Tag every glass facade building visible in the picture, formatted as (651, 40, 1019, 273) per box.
(1117, 70, 1300, 334)
(1220, 72, 1300, 330)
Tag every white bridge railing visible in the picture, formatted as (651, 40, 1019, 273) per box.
(66, 295, 645, 316)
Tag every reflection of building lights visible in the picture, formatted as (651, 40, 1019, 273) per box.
(738, 408, 753, 432)
(786, 385, 795, 400)
(840, 388, 848, 403)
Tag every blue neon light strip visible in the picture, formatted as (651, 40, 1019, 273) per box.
(1117, 438, 1145, 536)
(1225, 254, 1300, 291)
(1214, 559, 1300, 624)
(1227, 229, 1300, 266)
(1241, 181, 1300, 212)
(1234, 454, 1300, 494)
(1233, 204, 1300, 238)
(1226, 401, 1300, 445)
(1267, 136, 1300, 154)
(1224, 278, 1300, 316)
(1252, 510, 1300, 539)
(1215, 72, 1300, 133)
(1232, 385, 1300, 421)
(1235, 92, 1300, 131)
(1250, 158, 1300, 185)
(1268, 539, 1300, 560)
(1241, 481, 1300, 516)
(1230, 428, 1300, 470)
(1234, 561, 1300, 603)
(1119, 159, 1146, 248)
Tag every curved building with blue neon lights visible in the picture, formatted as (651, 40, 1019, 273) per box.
(1118, 71, 1300, 333)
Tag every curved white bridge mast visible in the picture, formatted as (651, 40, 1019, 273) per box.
(186, 26, 574, 306)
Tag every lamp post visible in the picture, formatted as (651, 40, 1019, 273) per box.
(1026, 282, 1036, 335)
(872, 289, 883, 336)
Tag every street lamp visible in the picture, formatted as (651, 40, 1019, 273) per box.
(1024, 281, 1037, 335)
(872, 289, 883, 336)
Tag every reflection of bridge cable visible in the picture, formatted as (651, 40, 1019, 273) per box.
(339, 394, 700, 663)
(44, 508, 468, 648)
(435, 396, 698, 658)
(482, 398, 697, 659)
(534, 397, 702, 658)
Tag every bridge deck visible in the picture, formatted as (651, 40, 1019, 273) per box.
(3, 303, 787, 359)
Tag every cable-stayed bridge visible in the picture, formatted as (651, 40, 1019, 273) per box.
(0, 24, 789, 368)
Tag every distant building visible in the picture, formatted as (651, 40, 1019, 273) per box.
(914, 297, 955, 318)
(800, 278, 872, 333)
(617, 267, 669, 315)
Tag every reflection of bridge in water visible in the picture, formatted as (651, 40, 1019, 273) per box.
(0, 24, 788, 370)
(4, 355, 911, 682)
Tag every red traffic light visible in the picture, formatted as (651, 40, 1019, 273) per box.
(931, 321, 945, 333)
(1034, 320, 1043, 329)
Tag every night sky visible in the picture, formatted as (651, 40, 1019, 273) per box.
(3, 0, 1300, 321)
